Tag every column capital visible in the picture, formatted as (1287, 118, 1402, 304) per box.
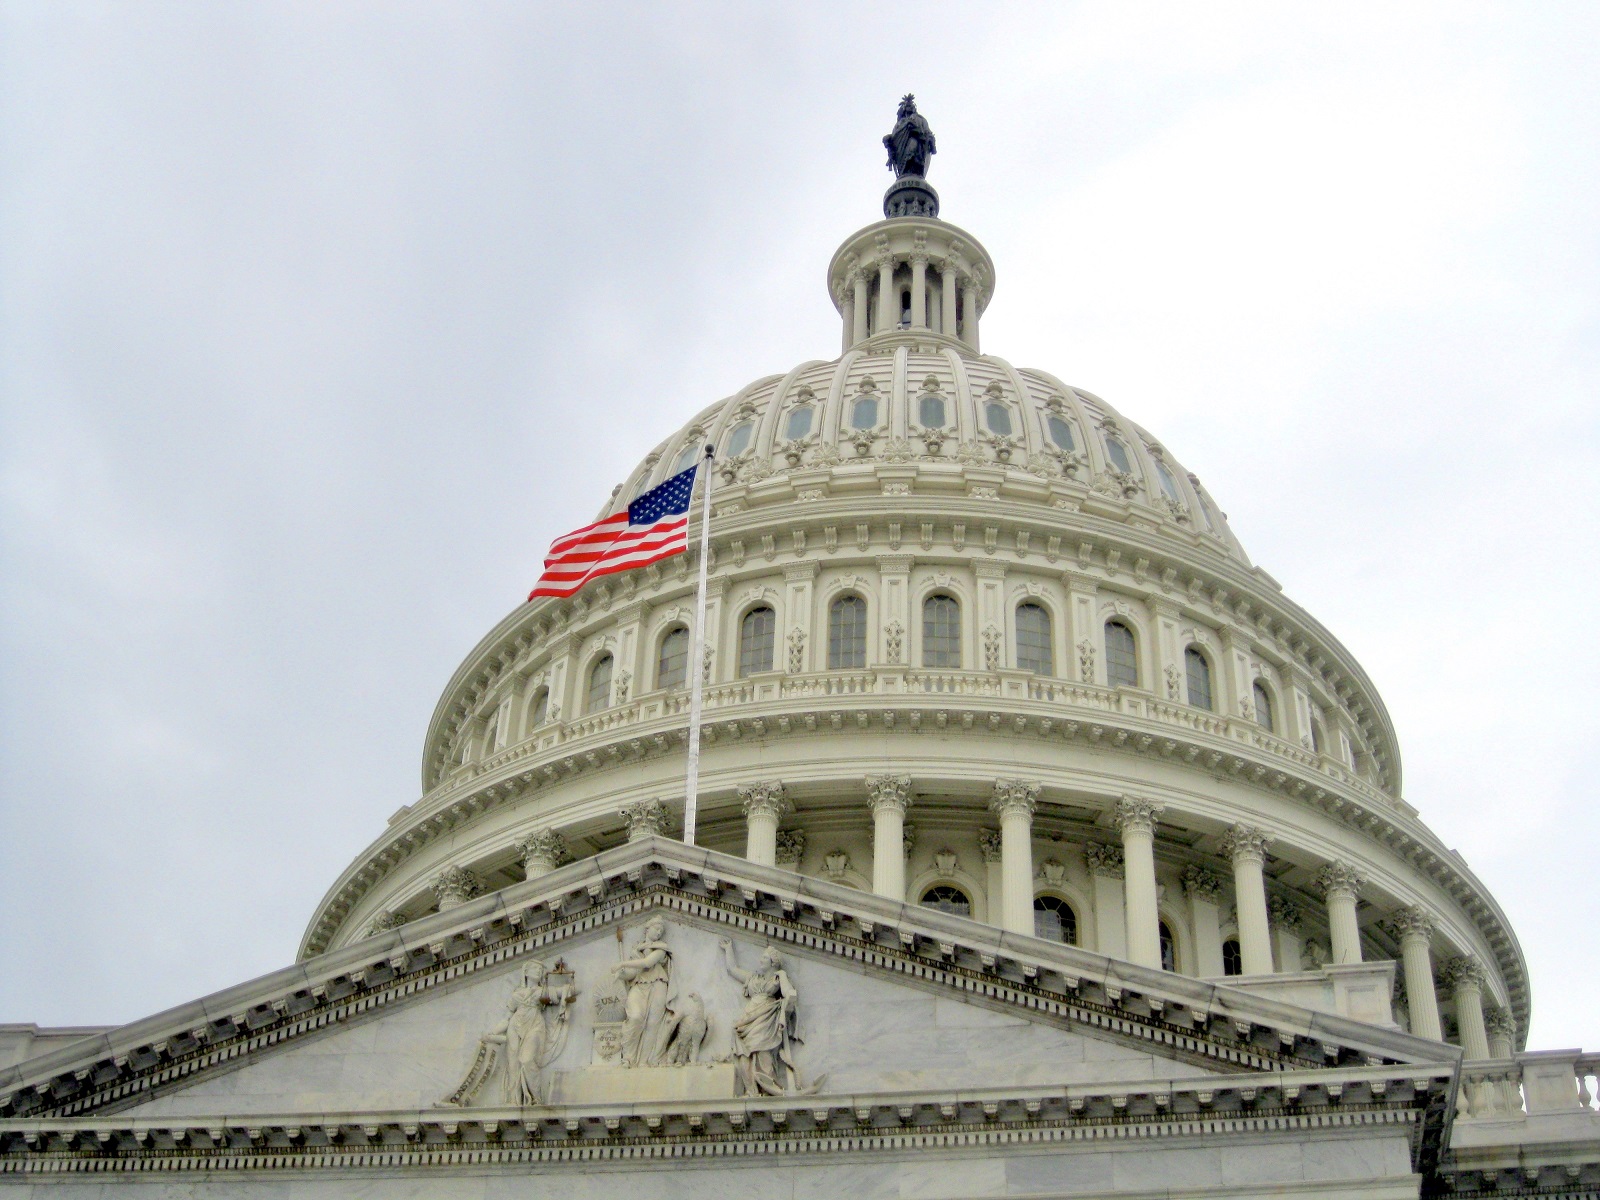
(1314, 860, 1366, 900)
(516, 829, 571, 872)
(866, 774, 913, 814)
(1267, 895, 1303, 932)
(431, 865, 481, 909)
(1386, 905, 1436, 942)
(1484, 1005, 1517, 1040)
(1112, 796, 1164, 837)
(1220, 823, 1270, 866)
(989, 779, 1041, 819)
(1084, 842, 1125, 879)
(774, 828, 806, 867)
(1182, 864, 1225, 903)
(620, 798, 672, 840)
(363, 910, 407, 938)
(978, 828, 1004, 864)
(1439, 954, 1487, 994)
(738, 781, 793, 820)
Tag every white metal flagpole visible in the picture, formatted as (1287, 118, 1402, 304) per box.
(682, 445, 715, 846)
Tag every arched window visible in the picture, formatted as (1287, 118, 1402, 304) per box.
(1033, 895, 1077, 944)
(1222, 938, 1243, 976)
(1104, 620, 1138, 689)
(920, 885, 970, 918)
(1104, 436, 1133, 474)
(738, 606, 776, 676)
(984, 402, 1012, 436)
(725, 422, 753, 457)
(922, 595, 961, 668)
(1310, 717, 1326, 755)
(898, 289, 912, 328)
(657, 626, 689, 690)
(1184, 646, 1213, 711)
(482, 716, 500, 755)
(784, 406, 813, 440)
(1015, 603, 1053, 675)
(919, 391, 947, 428)
(671, 444, 699, 475)
(528, 688, 549, 730)
(1252, 681, 1276, 733)
(1154, 461, 1182, 503)
(828, 595, 867, 669)
(1159, 921, 1177, 973)
(850, 395, 878, 429)
(1046, 414, 1076, 452)
(585, 655, 613, 713)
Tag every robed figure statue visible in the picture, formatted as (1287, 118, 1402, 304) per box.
(613, 916, 675, 1067)
(482, 960, 575, 1106)
(883, 94, 936, 179)
(719, 938, 822, 1097)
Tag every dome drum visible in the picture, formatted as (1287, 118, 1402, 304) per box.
(827, 217, 995, 352)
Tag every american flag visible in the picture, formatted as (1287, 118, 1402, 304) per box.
(527, 465, 700, 600)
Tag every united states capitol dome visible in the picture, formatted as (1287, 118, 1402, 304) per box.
(302, 98, 1528, 1054)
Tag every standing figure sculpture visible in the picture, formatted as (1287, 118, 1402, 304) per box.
(883, 94, 936, 179)
(719, 938, 817, 1096)
(474, 960, 574, 1106)
(613, 916, 674, 1067)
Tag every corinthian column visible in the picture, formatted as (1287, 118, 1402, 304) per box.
(1085, 844, 1126, 958)
(853, 270, 870, 344)
(431, 865, 481, 912)
(1441, 955, 1491, 1059)
(620, 798, 671, 842)
(989, 780, 1041, 934)
(739, 781, 792, 867)
(866, 775, 912, 899)
(1390, 906, 1443, 1041)
(910, 254, 929, 327)
(1183, 866, 1226, 978)
(1220, 824, 1273, 976)
(1113, 797, 1165, 968)
(876, 256, 897, 332)
(1314, 861, 1367, 964)
(517, 829, 569, 880)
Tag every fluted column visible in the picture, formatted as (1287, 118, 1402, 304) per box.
(866, 775, 912, 899)
(517, 829, 569, 880)
(431, 865, 481, 912)
(1442, 956, 1491, 1059)
(979, 829, 1004, 928)
(1390, 906, 1443, 1041)
(960, 275, 979, 350)
(1314, 861, 1367, 964)
(989, 780, 1041, 934)
(1485, 1007, 1519, 1113)
(838, 285, 854, 354)
(910, 254, 929, 327)
(1221, 825, 1274, 976)
(1183, 866, 1226, 978)
(940, 264, 958, 337)
(1085, 844, 1126, 958)
(1113, 797, 1165, 969)
(739, 781, 792, 867)
(876, 256, 896, 332)
(1269, 896, 1304, 974)
(852, 270, 870, 344)
(620, 798, 671, 843)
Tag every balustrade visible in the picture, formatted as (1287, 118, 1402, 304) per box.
(1456, 1051, 1600, 1122)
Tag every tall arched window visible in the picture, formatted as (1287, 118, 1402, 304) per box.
(1184, 647, 1213, 711)
(738, 606, 776, 676)
(1104, 436, 1133, 474)
(1222, 938, 1243, 976)
(725, 422, 753, 457)
(1154, 461, 1182, 503)
(1015, 603, 1053, 675)
(1159, 921, 1177, 973)
(586, 655, 613, 713)
(657, 626, 689, 690)
(922, 595, 961, 668)
(671, 444, 699, 475)
(1033, 895, 1077, 944)
(1104, 620, 1138, 688)
(528, 688, 549, 730)
(828, 595, 867, 669)
(920, 885, 970, 918)
(1046, 414, 1076, 452)
(1252, 681, 1276, 733)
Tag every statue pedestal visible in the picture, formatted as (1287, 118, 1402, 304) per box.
(551, 1063, 737, 1105)
(884, 176, 939, 219)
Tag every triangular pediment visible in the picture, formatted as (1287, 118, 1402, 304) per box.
(0, 837, 1447, 1124)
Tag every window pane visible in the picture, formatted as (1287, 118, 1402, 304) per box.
(1033, 895, 1077, 944)
(1156, 462, 1181, 502)
(828, 595, 866, 669)
(530, 689, 549, 728)
(919, 393, 947, 428)
(739, 606, 776, 676)
(1184, 647, 1213, 711)
(1222, 939, 1243, 976)
(785, 406, 813, 440)
(1311, 719, 1325, 754)
(658, 627, 689, 690)
(922, 595, 961, 668)
(726, 422, 752, 457)
(586, 655, 613, 713)
(1104, 437, 1132, 474)
(673, 444, 699, 474)
(1159, 922, 1176, 972)
(985, 402, 1012, 436)
(1105, 621, 1138, 688)
(1252, 682, 1275, 733)
(1047, 415, 1075, 451)
(1015, 603, 1053, 674)
(851, 396, 878, 429)
(920, 886, 970, 918)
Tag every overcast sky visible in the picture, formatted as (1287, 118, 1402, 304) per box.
(2, 3, 1597, 1052)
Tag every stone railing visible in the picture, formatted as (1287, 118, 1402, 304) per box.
(1457, 1050, 1600, 1122)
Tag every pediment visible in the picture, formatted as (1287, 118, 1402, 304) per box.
(0, 837, 1447, 1123)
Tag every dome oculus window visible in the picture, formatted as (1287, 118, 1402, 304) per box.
(738, 606, 776, 676)
(828, 595, 867, 669)
(918, 391, 947, 428)
(1184, 646, 1213, 711)
(1033, 895, 1077, 944)
(1046, 415, 1076, 452)
(585, 654, 613, 714)
(984, 402, 1013, 437)
(1015, 603, 1053, 675)
(725, 422, 753, 458)
(1104, 436, 1133, 475)
(1252, 681, 1276, 734)
(657, 626, 689, 690)
(922, 594, 961, 668)
(850, 395, 879, 430)
(920, 885, 971, 918)
(784, 406, 813, 441)
(1104, 620, 1138, 689)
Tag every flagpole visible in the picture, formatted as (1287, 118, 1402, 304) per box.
(682, 445, 715, 847)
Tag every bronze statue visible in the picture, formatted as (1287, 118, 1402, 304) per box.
(883, 94, 936, 179)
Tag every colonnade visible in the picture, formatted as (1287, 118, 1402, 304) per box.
(836, 256, 985, 351)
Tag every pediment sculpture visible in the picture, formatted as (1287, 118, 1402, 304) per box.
(441, 959, 575, 1107)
